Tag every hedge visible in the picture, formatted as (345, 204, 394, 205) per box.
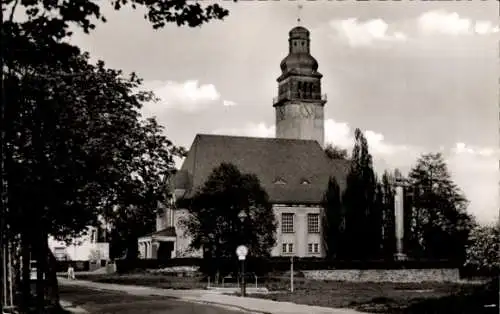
(55, 260, 90, 272)
(114, 257, 461, 275)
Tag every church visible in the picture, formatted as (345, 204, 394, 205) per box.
(138, 25, 349, 260)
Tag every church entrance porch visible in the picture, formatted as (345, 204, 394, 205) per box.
(137, 227, 177, 259)
(157, 241, 175, 262)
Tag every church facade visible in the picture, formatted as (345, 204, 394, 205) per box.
(138, 26, 349, 260)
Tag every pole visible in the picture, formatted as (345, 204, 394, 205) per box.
(0, 0, 7, 310)
(2, 246, 6, 306)
(7, 242, 12, 307)
(290, 256, 294, 293)
(240, 259, 246, 297)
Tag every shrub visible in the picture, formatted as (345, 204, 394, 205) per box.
(464, 224, 500, 278)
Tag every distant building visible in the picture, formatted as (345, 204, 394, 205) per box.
(48, 226, 109, 263)
(138, 25, 349, 260)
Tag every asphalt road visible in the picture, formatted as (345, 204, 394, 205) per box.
(59, 285, 249, 314)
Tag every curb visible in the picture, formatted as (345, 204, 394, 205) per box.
(60, 300, 89, 313)
(179, 297, 272, 314)
(61, 304, 89, 314)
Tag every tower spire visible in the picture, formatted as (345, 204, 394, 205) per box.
(297, 4, 303, 25)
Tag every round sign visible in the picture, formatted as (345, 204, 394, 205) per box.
(236, 245, 248, 259)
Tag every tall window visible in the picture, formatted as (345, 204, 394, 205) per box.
(281, 213, 294, 233)
(307, 213, 320, 233)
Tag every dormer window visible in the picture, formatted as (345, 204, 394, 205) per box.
(274, 177, 287, 185)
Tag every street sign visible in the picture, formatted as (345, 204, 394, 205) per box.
(236, 245, 248, 260)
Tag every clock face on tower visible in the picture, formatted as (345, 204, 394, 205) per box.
(299, 103, 314, 119)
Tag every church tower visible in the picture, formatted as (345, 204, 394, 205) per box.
(273, 26, 326, 146)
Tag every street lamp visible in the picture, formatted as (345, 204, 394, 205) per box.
(237, 210, 248, 297)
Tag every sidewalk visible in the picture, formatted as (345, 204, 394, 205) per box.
(58, 278, 369, 314)
(59, 300, 88, 313)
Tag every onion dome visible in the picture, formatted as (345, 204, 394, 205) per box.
(279, 26, 318, 73)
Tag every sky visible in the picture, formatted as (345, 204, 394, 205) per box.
(69, 1, 499, 225)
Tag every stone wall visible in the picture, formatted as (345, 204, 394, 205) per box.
(302, 268, 460, 283)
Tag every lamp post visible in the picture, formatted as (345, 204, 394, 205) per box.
(237, 211, 248, 297)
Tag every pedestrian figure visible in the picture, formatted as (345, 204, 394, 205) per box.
(67, 265, 75, 280)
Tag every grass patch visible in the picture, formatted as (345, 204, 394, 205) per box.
(251, 277, 498, 314)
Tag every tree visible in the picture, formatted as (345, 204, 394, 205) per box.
(3, 49, 182, 311)
(2, 0, 232, 310)
(104, 117, 180, 261)
(321, 177, 343, 259)
(2, 0, 233, 235)
(369, 179, 385, 259)
(408, 153, 475, 262)
(465, 223, 500, 275)
(341, 128, 380, 260)
(325, 144, 349, 160)
(179, 163, 277, 280)
(380, 170, 396, 259)
(3, 0, 230, 39)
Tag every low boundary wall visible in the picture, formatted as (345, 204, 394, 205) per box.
(302, 268, 460, 283)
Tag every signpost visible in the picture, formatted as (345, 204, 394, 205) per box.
(236, 245, 248, 297)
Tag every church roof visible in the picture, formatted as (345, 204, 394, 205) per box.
(174, 134, 349, 205)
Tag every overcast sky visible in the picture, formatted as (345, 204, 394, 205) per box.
(70, 1, 499, 225)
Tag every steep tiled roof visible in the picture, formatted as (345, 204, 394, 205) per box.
(175, 134, 349, 205)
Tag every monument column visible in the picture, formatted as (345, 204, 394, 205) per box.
(394, 185, 406, 261)
(393, 173, 409, 261)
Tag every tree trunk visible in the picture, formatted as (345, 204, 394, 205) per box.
(20, 231, 31, 312)
(46, 245, 60, 308)
(35, 227, 48, 313)
(125, 235, 139, 261)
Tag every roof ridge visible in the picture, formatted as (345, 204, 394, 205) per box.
(197, 133, 321, 144)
